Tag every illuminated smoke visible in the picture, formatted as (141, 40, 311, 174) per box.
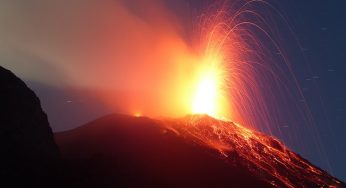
(0, 0, 199, 117)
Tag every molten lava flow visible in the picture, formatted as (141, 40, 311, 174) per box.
(163, 115, 343, 188)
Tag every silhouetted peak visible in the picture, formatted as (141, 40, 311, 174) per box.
(0, 66, 60, 187)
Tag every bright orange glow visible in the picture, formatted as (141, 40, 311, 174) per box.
(192, 63, 226, 119)
(134, 112, 142, 117)
(192, 71, 218, 116)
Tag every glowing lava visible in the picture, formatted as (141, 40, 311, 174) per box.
(190, 41, 229, 119)
(163, 115, 343, 188)
(192, 73, 217, 116)
(192, 67, 220, 118)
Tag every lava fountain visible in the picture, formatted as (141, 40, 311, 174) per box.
(191, 55, 228, 119)
(75, 0, 337, 185)
(160, 0, 338, 186)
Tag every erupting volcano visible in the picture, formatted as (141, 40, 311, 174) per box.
(1, 0, 345, 187)
(55, 1, 344, 187)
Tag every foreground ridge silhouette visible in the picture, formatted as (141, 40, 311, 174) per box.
(0, 66, 60, 187)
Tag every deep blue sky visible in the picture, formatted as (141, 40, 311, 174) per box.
(3, 0, 344, 181)
(280, 0, 346, 181)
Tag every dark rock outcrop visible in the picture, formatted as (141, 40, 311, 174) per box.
(0, 66, 60, 187)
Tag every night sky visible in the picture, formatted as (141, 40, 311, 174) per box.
(280, 0, 346, 181)
(0, 0, 345, 181)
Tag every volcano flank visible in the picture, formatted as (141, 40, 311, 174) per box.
(55, 114, 344, 188)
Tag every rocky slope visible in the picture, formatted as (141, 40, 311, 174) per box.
(55, 114, 345, 188)
(164, 115, 344, 187)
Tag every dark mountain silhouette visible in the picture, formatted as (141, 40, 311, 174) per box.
(0, 67, 61, 187)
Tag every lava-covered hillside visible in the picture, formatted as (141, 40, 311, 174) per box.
(164, 115, 344, 187)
